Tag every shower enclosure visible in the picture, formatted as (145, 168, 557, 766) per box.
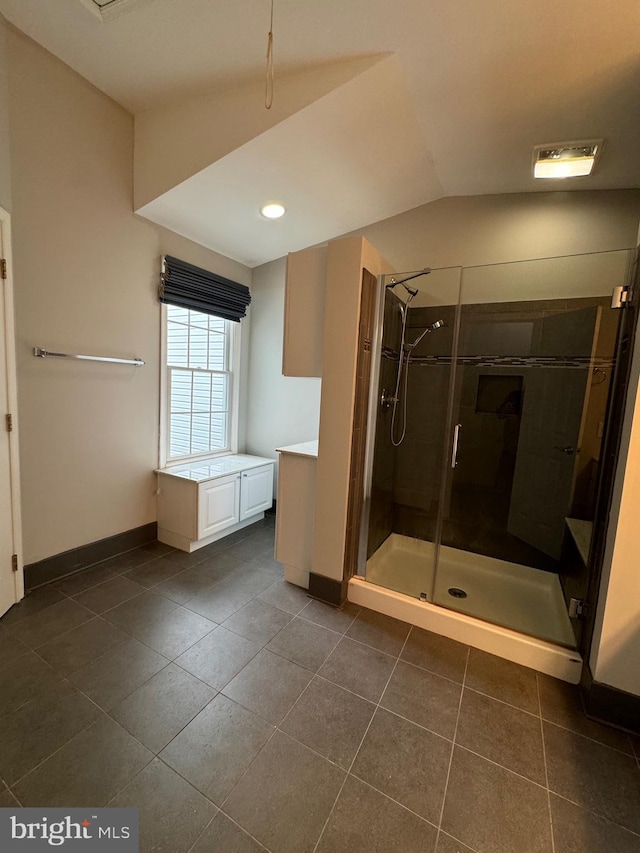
(359, 250, 631, 651)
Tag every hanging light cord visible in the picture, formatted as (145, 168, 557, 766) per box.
(265, 0, 274, 109)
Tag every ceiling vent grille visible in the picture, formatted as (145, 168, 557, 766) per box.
(79, 0, 157, 22)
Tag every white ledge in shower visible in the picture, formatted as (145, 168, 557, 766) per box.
(349, 575, 582, 683)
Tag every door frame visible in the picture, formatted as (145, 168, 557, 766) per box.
(0, 206, 24, 607)
(581, 249, 640, 662)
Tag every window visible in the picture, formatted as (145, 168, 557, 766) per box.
(164, 304, 237, 462)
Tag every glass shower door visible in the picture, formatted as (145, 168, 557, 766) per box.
(431, 252, 630, 647)
(362, 266, 461, 600)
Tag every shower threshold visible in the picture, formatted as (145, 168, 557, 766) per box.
(358, 533, 580, 682)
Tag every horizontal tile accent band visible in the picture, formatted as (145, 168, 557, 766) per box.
(24, 522, 158, 590)
(581, 665, 640, 736)
(380, 348, 616, 370)
(308, 572, 348, 607)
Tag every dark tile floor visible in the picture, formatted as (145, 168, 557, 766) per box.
(1, 517, 639, 852)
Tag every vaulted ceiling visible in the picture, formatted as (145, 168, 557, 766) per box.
(2, 0, 639, 265)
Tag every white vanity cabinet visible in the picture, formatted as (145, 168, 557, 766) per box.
(240, 465, 274, 520)
(157, 455, 274, 552)
(275, 441, 318, 588)
(198, 474, 241, 539)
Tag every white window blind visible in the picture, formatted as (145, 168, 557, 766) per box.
(166, 305, 232, 459)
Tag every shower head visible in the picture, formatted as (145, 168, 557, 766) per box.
(406, 319, 446, 350)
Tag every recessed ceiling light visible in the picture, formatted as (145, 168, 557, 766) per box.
(260, 202, 286, 219)
(533, 140, 602, 179)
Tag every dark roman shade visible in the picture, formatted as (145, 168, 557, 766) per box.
(160, 255, 251, 322)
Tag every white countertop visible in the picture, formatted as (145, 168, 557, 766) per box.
(157, 454, 274, 482)
(275, 440, 319, 458)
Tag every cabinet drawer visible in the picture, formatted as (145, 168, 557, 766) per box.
(198, 473, 240, 538)
(240, 464, 274, 521)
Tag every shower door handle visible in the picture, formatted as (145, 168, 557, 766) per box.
(554, 446, 579, 455)
(451, 424, 462, 468)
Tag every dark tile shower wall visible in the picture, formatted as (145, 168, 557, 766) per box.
(392, 305, 457, 541)
(366, 293, 618, 574)
(441, 297, 615, 572)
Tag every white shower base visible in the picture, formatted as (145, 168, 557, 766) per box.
(361, 533, 580, 681)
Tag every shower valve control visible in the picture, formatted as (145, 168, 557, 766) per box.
(380, 389, 397, 409)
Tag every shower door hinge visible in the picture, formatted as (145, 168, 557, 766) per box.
(0, 259, 6, 280)
(11, 554, 18, 573)
(568, 598, 587, 619)
(611, 285, 631, 309)
(5, 413, 12, 432)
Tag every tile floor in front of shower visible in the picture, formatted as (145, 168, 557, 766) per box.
(0, 517, 639, 853)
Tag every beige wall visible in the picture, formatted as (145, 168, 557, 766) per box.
(0, 16, 11, 212)
(351, 191, 640, 271)
(589, 238, 640, 697)
(590, 346, 640, 695)
(312, 237, 393, 582)
(7, 28, 251, 564)
(245, 257, 321, 490)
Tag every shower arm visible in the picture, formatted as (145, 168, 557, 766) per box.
(387, 268, 432, 288)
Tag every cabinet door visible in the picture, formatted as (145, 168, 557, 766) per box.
(198, 474, 240, 538)
(283, 247, 326, 377)
(240, 465, 274, 521)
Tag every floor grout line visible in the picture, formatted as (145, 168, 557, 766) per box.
(7, 578, 636, 762)
(5, 691, 142, 792)
(540, 716, 639, 758)
(537, 673, 557, 853)
(347, 773, 440, 830)
(45, 548, 163, 591)
(548, 791, 640, 840)
(311, 625, 413, 853)
(6, 559, 640, 849)
(211, 810, 273, 852)
(184, 812, 219, 853)
(47, 525, 270, 602)
(394, 652, 475, 689)
(217, 727, 280, 814)
(435, 646, 469, 850)
(445, 742, 549, 792)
